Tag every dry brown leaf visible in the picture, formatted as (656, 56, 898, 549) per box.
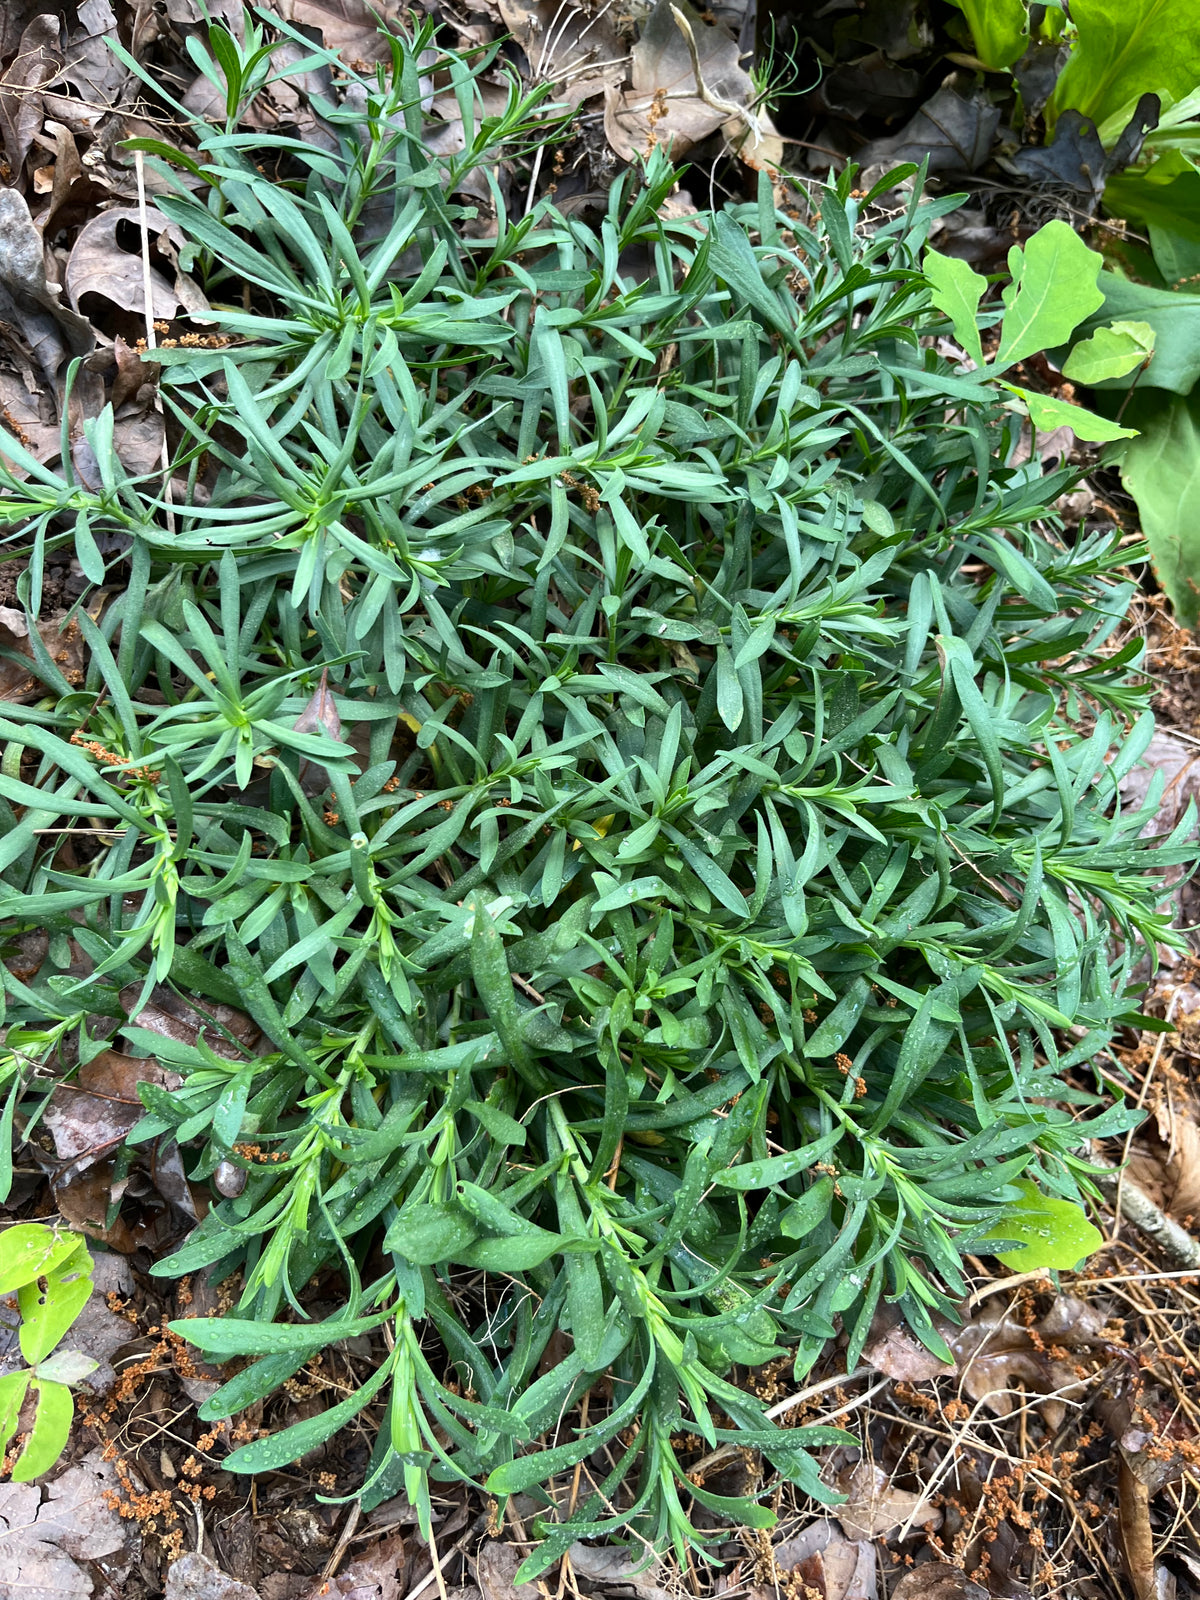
(120, 982, 262, 1059)
(42, 1047, 182, 1187)
(1119, 1456, 1157, 1600)
(0, 3, 52, 58)
(55, 1163, 141, 1252)
(1119, 731, 1200, 841)
(301, 1533, 410, 1600)
(474, 1542, 539, 1600)
(0, 363, 60, 467)
(0, 14, 63, 175)
(890, 1569, 989, 1600)
(606, 0, 757, 162)
(275, 0, 405, 65)
(0, 607, 84, 700)
(0, 186, 94, 391)
(0, 1448, 139, 1600)
(113, 403, 166, 478)
(166, 1553, 263, 1600)
(945, 1296, 1101, 1422)
(773, 1519, 876, 1600)
(498, 0, 625, 91)
(565, 1544, 674, 1600)
(835, 1462, 941, 1541)
(65, 205, 187, 323)
(58, 0, 125, 120)
(863, 1305, 953, 1382)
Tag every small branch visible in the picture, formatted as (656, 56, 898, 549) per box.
(668, 5, 761, 147)
(1093, 1150, 1200, 1270)
(134, 148, 175, 537)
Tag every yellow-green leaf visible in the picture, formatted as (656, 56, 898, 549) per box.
(982, 1180, 1103, 1270)
(1063, 321, 1156, 384)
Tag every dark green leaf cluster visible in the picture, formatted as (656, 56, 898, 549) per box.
(0, 15, 1188, 1569)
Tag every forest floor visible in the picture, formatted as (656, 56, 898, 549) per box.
(2, 4, 1200, 1600)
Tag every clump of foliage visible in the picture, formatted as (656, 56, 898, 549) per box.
(0, 14, 1189, 1571)
(0, 1225, 99, 1481)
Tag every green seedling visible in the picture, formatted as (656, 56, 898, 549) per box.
(0, 1225, 98, 1483)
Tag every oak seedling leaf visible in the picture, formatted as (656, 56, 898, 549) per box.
(1063, 320, 1156, 384)
(996, 221, 1106, 371)
(982, 1179, 1103, 1270)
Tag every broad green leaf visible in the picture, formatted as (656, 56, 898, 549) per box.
(18, 1237, 93, 1365)
(946, 0, 1028, 69)
(1063, 321, 1156, 384)
(923, 249, 985, 366)
(995, 222, 1106, 371)
(1075, 273, 1200, 394)
(1006, 385, 1139, 441)
(11, 1380, 73, 1481)
(0, 1226, 83, 1294)
(1103, 154, 1200, 254)
(383, 1204, 479, 1265)
(1049, 0, 1200, 131)
(1120, 391, 1200, 626)
(981, 1179, 1103, 1270)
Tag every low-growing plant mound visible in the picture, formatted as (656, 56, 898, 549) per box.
(0, 16, 1188, 1570)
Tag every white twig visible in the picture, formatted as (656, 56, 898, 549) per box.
(766, 1362, 874, 1419)
(134, 148, 175, 535)
(668, 4, 761, 147)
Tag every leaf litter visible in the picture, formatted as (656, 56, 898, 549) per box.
(0, 4, 1199, 1600)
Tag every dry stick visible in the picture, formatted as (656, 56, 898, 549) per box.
(426, 1518, 450, 1600)
(134, 149, 175, 537)
(765, 1362, 873, 1420)
(1092, 1150, 1200, 1270)
(668, 4, 762, 149)
(1113, 985, 1181, 1244)
(320, 1503, 362, 1585)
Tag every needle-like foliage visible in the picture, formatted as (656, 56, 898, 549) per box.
(0, 15, 1189, 1569)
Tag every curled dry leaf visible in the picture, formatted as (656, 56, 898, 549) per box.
(835, 1462, 941, 1541)
(0, 14, 63, 175)
(55, 1162, 141, 1252)
(1126, 1089, 1200, 1223)
(499, 0, 625, 95)
(43, 1048, 182, 1186)
(606, 0, 752, 162)
(856, 86, 1001, 175)
(300, 1540, 390, 1600)
(276, 0, 406, 65)
(33, 120, 103, 242)
(39, 1047, 194, 1251)
(1118, 1456, 1158, 1600)
(944, 1295, 1104, 1423)
(295, 666, 347, 793)
(0, 186, 94, 392)
(773, 1519, 876, 1600)
(474, 1541, 539, 1600)
(565, 1543, 675, 1600)
(65, 206, 189, 323)
(56, 0, 125, 123)
(863, 1304, 953, 1382)
(0, 608, 84, 701)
